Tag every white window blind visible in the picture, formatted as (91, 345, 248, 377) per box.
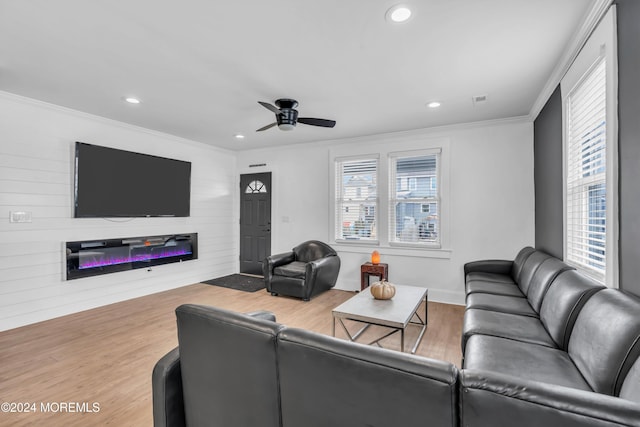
(565, 58, 607, 281)
(335, 158, 378, 241)
(389, 151, 440, 247)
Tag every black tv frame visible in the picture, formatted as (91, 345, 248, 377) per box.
(73, 142, 192, 218)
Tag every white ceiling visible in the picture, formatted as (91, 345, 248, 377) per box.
(0, 0, 595, 151)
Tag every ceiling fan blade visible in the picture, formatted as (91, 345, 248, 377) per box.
(256, 122, 277, 132)
(258, 101, 282, 115)
(298, 117, 336, 128)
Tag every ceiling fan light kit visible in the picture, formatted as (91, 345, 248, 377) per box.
(257, 98, 336, 132)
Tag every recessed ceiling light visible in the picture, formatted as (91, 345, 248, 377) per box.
(427, 101, 441, 108)
(234, 134, 245, 140)
(386, 5, 412, 23)
(124, 97, 141, 104)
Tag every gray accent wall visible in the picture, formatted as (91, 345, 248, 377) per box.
(533, 1, 640, 297)
(616, 0, 640, 297)
(533, 85, 563, 259)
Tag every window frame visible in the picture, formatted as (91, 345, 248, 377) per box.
(333, 155, 380, 244)
(561, 6, 618, 287)
(329, 136, 450, 258)
(388, 148, 441, 249)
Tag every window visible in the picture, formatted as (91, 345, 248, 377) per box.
(245, 180, 267, 194)
(562, 7, 617, 286)
(335, 157, 378, 241)
(330, 137, 449, 254)
(389, 151, 440, 246)
(565, 59, 607, 281)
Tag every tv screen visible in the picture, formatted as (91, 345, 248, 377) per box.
(74, 142, 191, 217)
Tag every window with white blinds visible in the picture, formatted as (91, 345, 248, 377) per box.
(334, 157, 378, 241)
(565, 58, 607, 282)
(389, 151, 440, 247)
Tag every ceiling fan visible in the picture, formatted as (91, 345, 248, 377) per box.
(256, 98, 336, 132)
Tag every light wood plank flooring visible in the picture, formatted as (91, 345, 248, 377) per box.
(0, 283, 464, 427)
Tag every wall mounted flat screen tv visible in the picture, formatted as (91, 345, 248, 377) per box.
(74, 142, 191, 217)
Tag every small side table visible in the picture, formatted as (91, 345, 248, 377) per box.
(360, 262, 389, 291)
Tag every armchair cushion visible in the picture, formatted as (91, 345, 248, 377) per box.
(274, 261, 307, 278)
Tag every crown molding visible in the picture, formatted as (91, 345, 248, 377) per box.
(528, 0, 613, 121)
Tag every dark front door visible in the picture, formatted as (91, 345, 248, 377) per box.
(239, 172, 272, 275)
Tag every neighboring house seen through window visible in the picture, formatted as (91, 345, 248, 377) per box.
(334, 157, 378, 241)
(389, 151, 440, 247)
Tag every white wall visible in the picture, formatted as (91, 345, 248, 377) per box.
(237, 119, 535, 304)
(0, 92, 237, 331)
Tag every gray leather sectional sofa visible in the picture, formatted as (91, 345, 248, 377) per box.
(462, 247, 640, 426)
(152, 247, 640, 426)
(153, 304, 459, 427)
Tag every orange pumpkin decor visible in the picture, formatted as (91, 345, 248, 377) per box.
(370, 280, 396, 300)
(371, 250, 380, 265)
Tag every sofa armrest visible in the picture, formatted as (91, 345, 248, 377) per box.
(463, 260, 513, 276)
(245, 310, 277, 322)
(152, 347, 185, 427)
(461, 369, 640, 427)
(263, 252, 295, 276)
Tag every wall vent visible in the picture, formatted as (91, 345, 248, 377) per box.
(472, 95, 488, 105)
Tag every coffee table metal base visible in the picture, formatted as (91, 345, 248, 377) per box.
(334, 310, 427, 354)
(332, 286, 428, 354)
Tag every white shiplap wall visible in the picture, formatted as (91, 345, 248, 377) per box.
(0, 92, 238, 331)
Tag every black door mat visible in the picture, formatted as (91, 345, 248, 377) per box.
(202, 274, 266, 293)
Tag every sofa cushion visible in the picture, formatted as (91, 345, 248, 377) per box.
(512, 246, 537, 282)
(517, 251, 551, 295)
(175, 304, 283, 427)
(461, 369, 640, 427)
(568, 289, 640, 396)
(462, 309, 556, 352)
(464, 335, 592, 391)
(466, 293, 538, 317)
(620, 355, 640, 404)
(525, 258, 574, 312)
(466, 280, 525, 297)
(539, 270, 604, 350)
(278, 327, 459, 427)
(274, 261, 307, 279)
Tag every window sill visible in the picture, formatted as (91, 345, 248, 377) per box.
(331, 242, 452, 259)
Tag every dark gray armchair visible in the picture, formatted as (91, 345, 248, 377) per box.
(262, 240, 340, 301)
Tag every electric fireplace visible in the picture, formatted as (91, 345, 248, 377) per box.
(65, 233, 197, 280)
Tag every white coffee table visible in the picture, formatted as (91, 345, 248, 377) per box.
(332, 284, 428, 354)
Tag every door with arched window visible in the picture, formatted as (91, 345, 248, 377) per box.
(239, 172, 272, 274)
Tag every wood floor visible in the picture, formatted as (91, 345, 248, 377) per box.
(0, 283, 464, 427)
